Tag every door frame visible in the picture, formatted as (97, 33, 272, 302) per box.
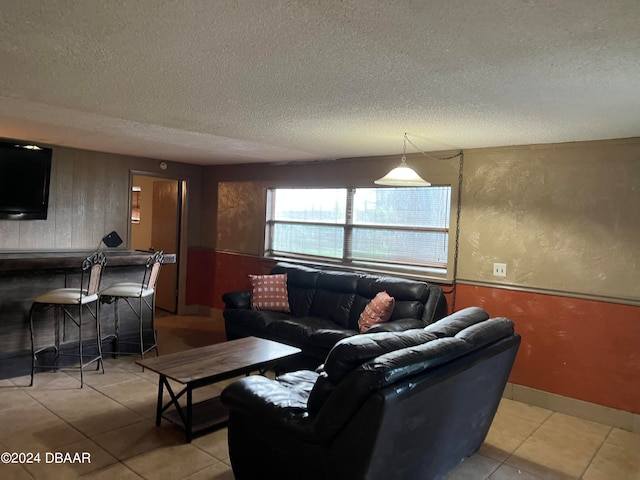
(128, 170, 188, 315)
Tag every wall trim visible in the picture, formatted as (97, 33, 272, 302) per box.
(457, 279, 640, 307)
(503, 382, 640, 433)
(214, 250, 454, 285)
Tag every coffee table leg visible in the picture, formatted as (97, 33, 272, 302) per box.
(186, 387, 193, 443)
(156, 375, 165, 427)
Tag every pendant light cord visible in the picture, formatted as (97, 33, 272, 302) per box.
(450, 151, 464, 312)
(404, 133, 462, 161)
(402, 133, 463, 312)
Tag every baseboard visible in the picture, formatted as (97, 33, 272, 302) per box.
(503, 382, 640, 433)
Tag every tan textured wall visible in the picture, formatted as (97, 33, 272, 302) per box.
(457, 139, 640, 300)
(216, 181, 267, 255)
(208, 153, 461, 279)
(207, 138, 640, 301)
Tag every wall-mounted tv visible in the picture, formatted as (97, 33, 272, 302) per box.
(0, 140, 52, 220)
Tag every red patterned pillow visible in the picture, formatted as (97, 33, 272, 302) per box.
(358, 291, 395, 333)
(249, 274, 290, 312)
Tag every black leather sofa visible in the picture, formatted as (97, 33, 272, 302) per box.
(222, 262, 448, 368)
(221, 306, 521, 480)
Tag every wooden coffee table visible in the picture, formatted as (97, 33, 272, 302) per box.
(136, 336, 301, 442)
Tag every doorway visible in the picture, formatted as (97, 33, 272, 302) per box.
(130, 174, 183, 313)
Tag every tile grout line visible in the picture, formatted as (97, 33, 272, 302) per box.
(14, 368, 182, 479)
(9, 371, 125, 478)
(484, 459, 503, 480)
(497, 409, 556, 479)
(13, 370, 95, 449)
(577, 425, 614, 480)
(15, 367, 159, 445)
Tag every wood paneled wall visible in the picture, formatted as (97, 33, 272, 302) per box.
(0, 146, 203, 251)
(0, 148, 127, 249)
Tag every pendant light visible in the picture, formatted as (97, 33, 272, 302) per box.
(375, 133, 431, 186)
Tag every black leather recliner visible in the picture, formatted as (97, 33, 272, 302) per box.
(220, 307, 521, 480)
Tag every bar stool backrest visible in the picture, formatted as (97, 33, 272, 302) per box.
(84, 251, 107, 296)
(145, 251, 164, 292)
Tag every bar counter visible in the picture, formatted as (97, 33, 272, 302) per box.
(0, 249, 176, 271)
(0, 249, 176, 380)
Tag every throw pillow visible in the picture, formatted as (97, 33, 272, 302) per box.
(249, 274, 290, 312)
(358, 291, 395, 333)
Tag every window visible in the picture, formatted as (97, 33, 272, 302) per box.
(265, 186, 452, 275)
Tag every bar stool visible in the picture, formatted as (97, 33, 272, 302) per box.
(100, 251, 163, 359)
(29, 251, 107, 388)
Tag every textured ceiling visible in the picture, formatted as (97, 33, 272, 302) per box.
(1, 0, 639, 165)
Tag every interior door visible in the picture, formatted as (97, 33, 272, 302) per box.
(151, 180, 179, 312)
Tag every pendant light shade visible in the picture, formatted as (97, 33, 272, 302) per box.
(374, 159, 431, 186)
(374, 133, 431, 186)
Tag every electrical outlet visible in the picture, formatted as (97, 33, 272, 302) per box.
(493, 262, 507, 277)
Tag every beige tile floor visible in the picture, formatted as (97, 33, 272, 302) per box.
(0, 314, 638, 479)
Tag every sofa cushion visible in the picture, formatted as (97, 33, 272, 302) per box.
(309, 271, 359, 328)
(249, 274, 290, 312)
(324, 330, 438, 382)
(221, 375, 309, 413)
(224, 309, 290, 332)
(366, 337, 471, 388)
(423, 306, 489, 337)
(306, 371, 334, 414)
(366, 317, 516, 388)
(350, 275, 429, 327)
(307, 329, 358, 351)
(455, 317, 514, 348)
(272, 263, 320, 317)
(268, 316, 345, 346)
(358, 291, 395, 333)
(276, 370, 319, 401)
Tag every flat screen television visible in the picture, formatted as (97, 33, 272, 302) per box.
(0, 140, 52, 220)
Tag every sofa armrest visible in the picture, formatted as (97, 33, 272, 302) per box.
(222, 375, 308, 415)
(221, 376, 316, 440)
(222, 290, 251, 309)
(367, 318, 424, 333)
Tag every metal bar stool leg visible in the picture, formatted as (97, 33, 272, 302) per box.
(150, 293, 159, 357)
(95, 302, 105, 373)
(78, 304, 84, 388)
(138, 296, 144, 359)
(112, 298, 121, 357)
(54, 307, 60, 369)
(29, 305, 37, 387)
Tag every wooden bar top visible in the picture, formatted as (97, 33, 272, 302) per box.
(0, 249, 176, 272)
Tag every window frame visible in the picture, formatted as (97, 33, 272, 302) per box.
(265, 186, 453, 278)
